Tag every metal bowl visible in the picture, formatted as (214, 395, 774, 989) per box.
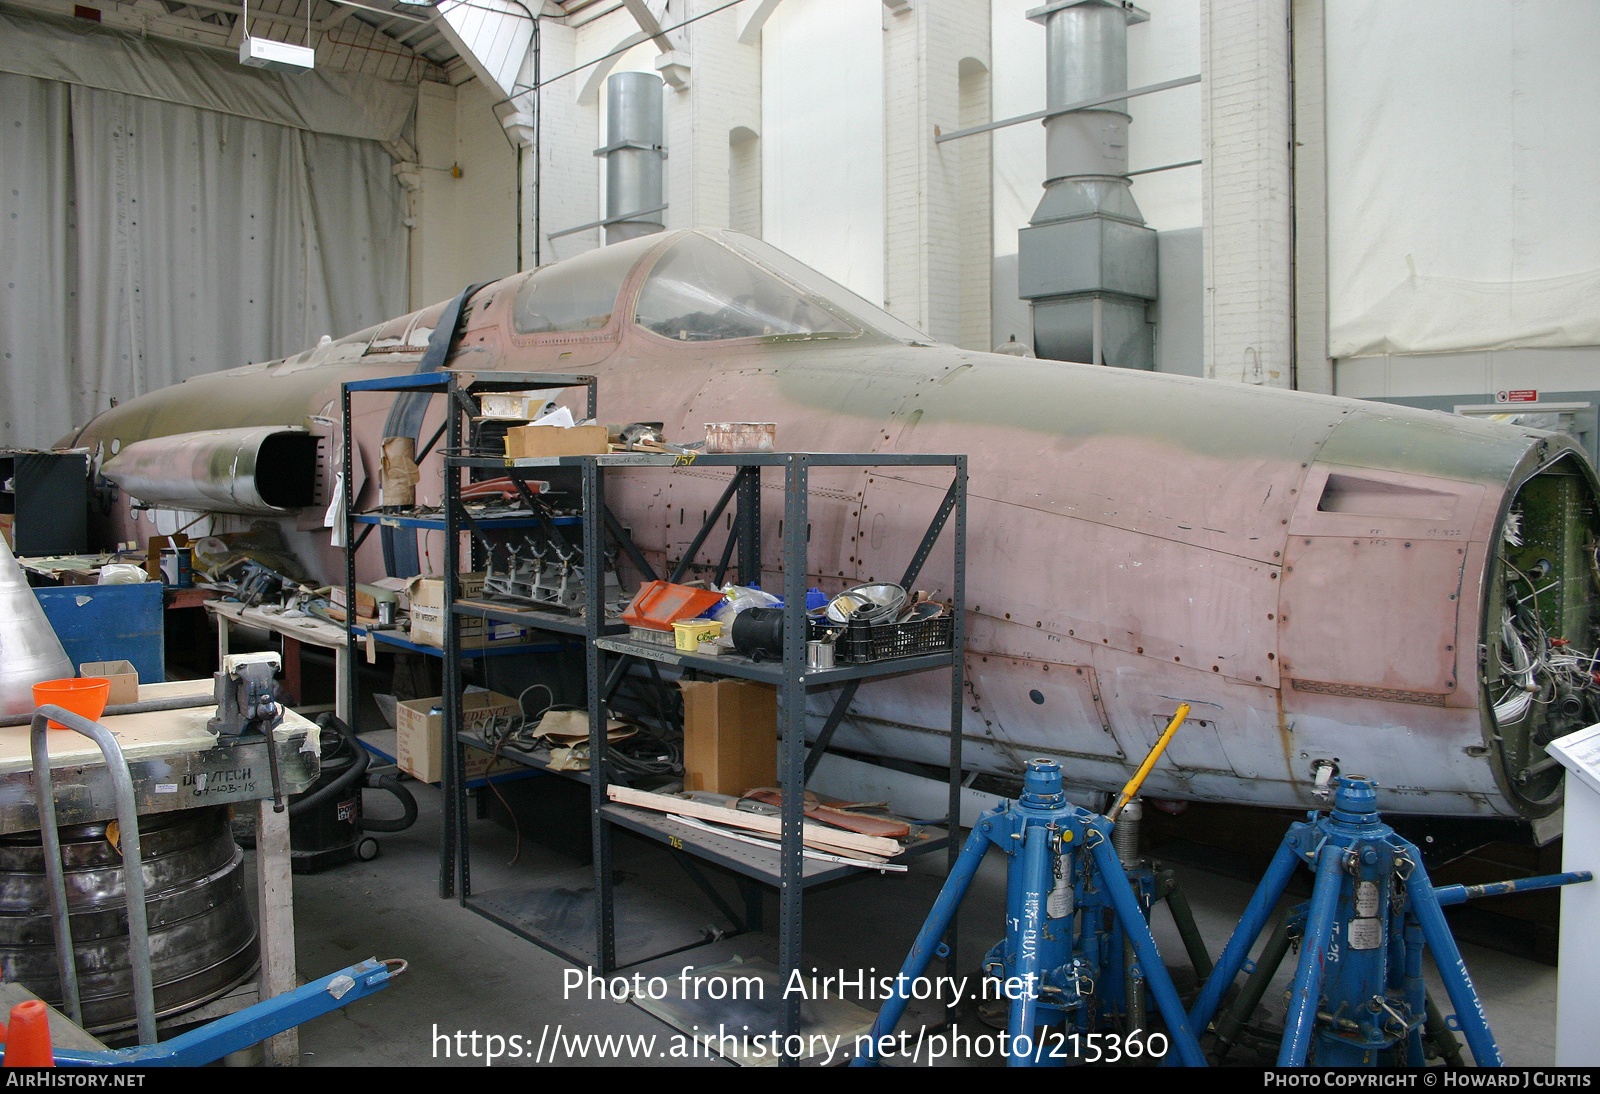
(826, 582, 907, 624)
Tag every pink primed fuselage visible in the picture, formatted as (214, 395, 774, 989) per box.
(76, 242, 1573, 819)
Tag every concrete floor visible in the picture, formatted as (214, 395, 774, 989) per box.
(284, 778, 1560, 1067)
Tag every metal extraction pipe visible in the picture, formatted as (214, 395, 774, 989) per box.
(0, 535, 73, 716)
(1018, 0, 1157, 369)
(599, 71, 665, 245)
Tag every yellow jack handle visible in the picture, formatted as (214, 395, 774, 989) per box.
(1107, 703, 1190, 822)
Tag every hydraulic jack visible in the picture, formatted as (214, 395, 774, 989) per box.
(855, 742, 1208, 1067)
(1186, 774, 1591, 1066)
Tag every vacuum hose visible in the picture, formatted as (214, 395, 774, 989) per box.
(361, 773, 418, 833)
(280, 714, 418, 834)
(287, 714, 370, 819)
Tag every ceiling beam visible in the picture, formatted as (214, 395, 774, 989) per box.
(619, 0, 671, 52)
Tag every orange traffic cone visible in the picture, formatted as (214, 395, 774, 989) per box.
(3, 1000, 54, 1066)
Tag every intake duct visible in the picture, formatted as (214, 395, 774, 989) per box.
(101, 426, 320, 516)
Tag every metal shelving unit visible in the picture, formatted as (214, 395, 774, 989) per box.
(342, 376, 967, 1064)
(340, 371, 600, 897)
(451, 449, 967, 1061)
(580, 451, 966, 1062)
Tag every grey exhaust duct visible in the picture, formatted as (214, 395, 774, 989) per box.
(0, 534, 73, 716)
(599, 71, 665, 245)
(1019, 0, 1157, 369)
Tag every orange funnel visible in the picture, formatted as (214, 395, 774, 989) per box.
(32, 678, 111, 731)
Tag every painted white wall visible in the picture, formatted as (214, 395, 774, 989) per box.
(990, 0, 1045, 259)
(1126, 0, 1202, 231)
(533, 18, 600, 265)
(760, 0, 885, 304)
(410, 79, 519, 308)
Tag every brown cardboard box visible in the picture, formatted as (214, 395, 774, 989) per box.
(407, 573, 529, 649)
(395, 690, 524, 783)
(679, 679, 777, 795)
(503, 424, 609, 459)
(79, 660, 139, 705)
(144, 534, 189, 581)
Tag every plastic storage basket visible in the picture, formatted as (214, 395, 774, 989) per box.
(838, 616, 954, 664)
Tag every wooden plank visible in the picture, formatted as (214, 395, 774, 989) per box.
(254, 798, 299, 1066)
(0, 982, 107, 1051)
(208, 603, 347, 650)
(607, 784, 902, 857)
(138, 679, 213, 701)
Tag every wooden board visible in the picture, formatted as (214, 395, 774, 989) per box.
(0, 982, 107, 1051)
(607, 784, 902, 857)
(209, 602, 348, 650)
(137, 679, 213, 701)
(0, 706, 316, 775)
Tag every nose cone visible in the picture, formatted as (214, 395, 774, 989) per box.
(0, 537, 74, 716)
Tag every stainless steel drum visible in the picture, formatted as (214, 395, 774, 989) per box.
(0, 805, 258, 1033)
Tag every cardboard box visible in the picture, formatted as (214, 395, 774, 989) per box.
(79, 660, 139, 705)
(143, 533, 190, 581)
(369, 576, 413, 612)
(503, 424, 609, 459)
(395, 690, 525, 784)
(407, 573, 529, 649)
(679, 679, 777, 796)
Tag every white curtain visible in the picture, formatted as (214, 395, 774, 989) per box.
(0, 9, 411, 142)
(0, 76, 407, 449)
(1326, 0, 1600, 359)
(0, 74, 76, 449)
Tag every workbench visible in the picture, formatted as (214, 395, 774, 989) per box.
(0, 680, 319, 1065)
(209, 601, 352, 724)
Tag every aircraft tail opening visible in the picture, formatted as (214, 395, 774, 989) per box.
(1486, 451, 1600, 813)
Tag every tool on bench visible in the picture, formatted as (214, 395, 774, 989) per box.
(208, 652, 287, 811)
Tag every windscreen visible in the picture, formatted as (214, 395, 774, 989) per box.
(634, 233, 860, 342)
(513, 234, 663, 336)
(719, 231, 931, 343)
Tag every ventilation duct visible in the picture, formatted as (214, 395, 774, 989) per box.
(599, 71, 665, 245)
(1018, 0, 1157, 369)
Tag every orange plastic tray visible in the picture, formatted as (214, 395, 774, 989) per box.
(622, 581, 724, 631)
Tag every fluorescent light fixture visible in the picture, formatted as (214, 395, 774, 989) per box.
(239, 36, 316, 71)
(237, 0, 315, 72)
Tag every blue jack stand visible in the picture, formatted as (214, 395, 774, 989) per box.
(854, 758, 1207, 1067)
(1187, 774, 1591, 1067)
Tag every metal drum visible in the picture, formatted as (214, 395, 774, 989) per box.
(0, 805, 258, 1033)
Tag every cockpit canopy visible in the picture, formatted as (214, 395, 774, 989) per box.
(511, 229, 927, 345)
